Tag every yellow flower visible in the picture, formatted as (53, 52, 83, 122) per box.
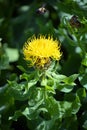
(23, 35, 62, 68)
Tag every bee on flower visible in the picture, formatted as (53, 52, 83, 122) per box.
(23, 35, 62, 69)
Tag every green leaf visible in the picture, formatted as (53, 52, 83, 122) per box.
(49, 72, 78, 85)
(5, 48, 19, 62)
(17, 65, 26, 73)
(45, 95, 81, 120)
(45, 86, 55, 94)
(51, 73, 78, 93)
(83, 120, 87, 129)
(49, 72, 67, 82)
(56, 84, 75, 93)
(20, 71, 39, 81)
(63, 74, 79, 85)
(71, 95, 81, 114)
(58, 115, 78, 130)
(22, 88, 47, 120)
(8, 81, 36, 101)
(35, 119, 55, 130)
(82, 53, 87, 67)
(79, 73, 87, 89)
(22, 101, 46, 120)
(45, 96, 72, 119)
(0, 85, 14, 113)
(77, 88, 86, 101)
(9, 110, 22, 121)
(41, 78, 47, 87)
(20, 73, 30, 81)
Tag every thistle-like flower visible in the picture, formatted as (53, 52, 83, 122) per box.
(23, 35, 62, 69)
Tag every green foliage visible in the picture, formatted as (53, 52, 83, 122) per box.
(0, 0, 87, 130)
(0, 66, 83, 130)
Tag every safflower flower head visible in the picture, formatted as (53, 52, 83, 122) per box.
(23, 35, 62, 69)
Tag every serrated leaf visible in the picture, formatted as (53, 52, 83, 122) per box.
(22, 99, 45, 120)
(8, 81, 32, 101)
(63, 74, 79, 85)
(54, 74, 78, 93)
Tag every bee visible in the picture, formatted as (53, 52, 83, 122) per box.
(69, 15, 81, 28)
(36, 4, 47, 14)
